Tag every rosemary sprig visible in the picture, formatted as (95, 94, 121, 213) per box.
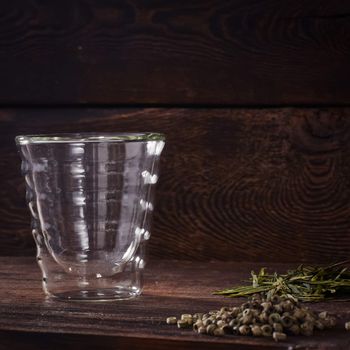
(214, 261, 350, 302)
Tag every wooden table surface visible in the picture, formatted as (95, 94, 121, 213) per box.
(0, 257, 349, 350)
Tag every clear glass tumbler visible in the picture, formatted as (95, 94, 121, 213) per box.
(16, 133, 165, 301)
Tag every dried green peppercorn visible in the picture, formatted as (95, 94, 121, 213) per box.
(288, 324, 300, 335)
(203, 318, 212, 327)
(273, 331, 287, 342)
(206, 324, 217, 335)
(243, 309, 252, 317)
(166, 317, 177, 325)
(259, 312, 269, 323)
(271, 295, 281, 304)
(269, 313, 281, 324)
(229, 318, 240, 327)
(198, 326, 207, 334)
(261, 302, 272, 312)
(181, 314, 192, 320)
(166, 294, 342, 342)
(273, 323, 283, 333)
(281, 315, 294, 328)
(300, 322, 314, 336)
(238, 325, 251, 336)
(251, 325, 262, 337)
(216, 320, 225, 328)
(319, 311, 328, 319)
(213, 328, 225, 337)
(261, 324, 273, 337)
(231, 307, 240, 317)
(242, 315, 253, 325)
(193, 320, 203, 331)
(293, 308, 306, 320)
(273, 304, 283, 313)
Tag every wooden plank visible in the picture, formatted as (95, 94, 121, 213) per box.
(0, 332, 290, 350)
(1, 108, 350, 262)
(0, 257, 348, 350)
(0, 1, 349, 105)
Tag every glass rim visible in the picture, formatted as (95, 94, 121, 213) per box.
(15, 132, 165, 145)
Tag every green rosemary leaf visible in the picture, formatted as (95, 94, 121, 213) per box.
(214, 260, 350, 302)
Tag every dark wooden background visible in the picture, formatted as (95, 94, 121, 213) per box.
(0, 1, 349, 262)
(2, 107, 350, 262)
(0, 0, 349, 105)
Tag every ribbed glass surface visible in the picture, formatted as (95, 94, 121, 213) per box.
(17, 133, 165, 300)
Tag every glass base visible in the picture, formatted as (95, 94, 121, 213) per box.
(48, 287, 141, 301)
(39, 253, 144, 302)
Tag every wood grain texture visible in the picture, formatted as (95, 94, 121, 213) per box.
(0, 332, 292, 350)
(1, 107, 350, 262)
(0, 257, 349, 350)
(0, 1, 349, 105)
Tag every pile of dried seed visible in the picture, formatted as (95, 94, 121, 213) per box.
(166, 294, 338, 342)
